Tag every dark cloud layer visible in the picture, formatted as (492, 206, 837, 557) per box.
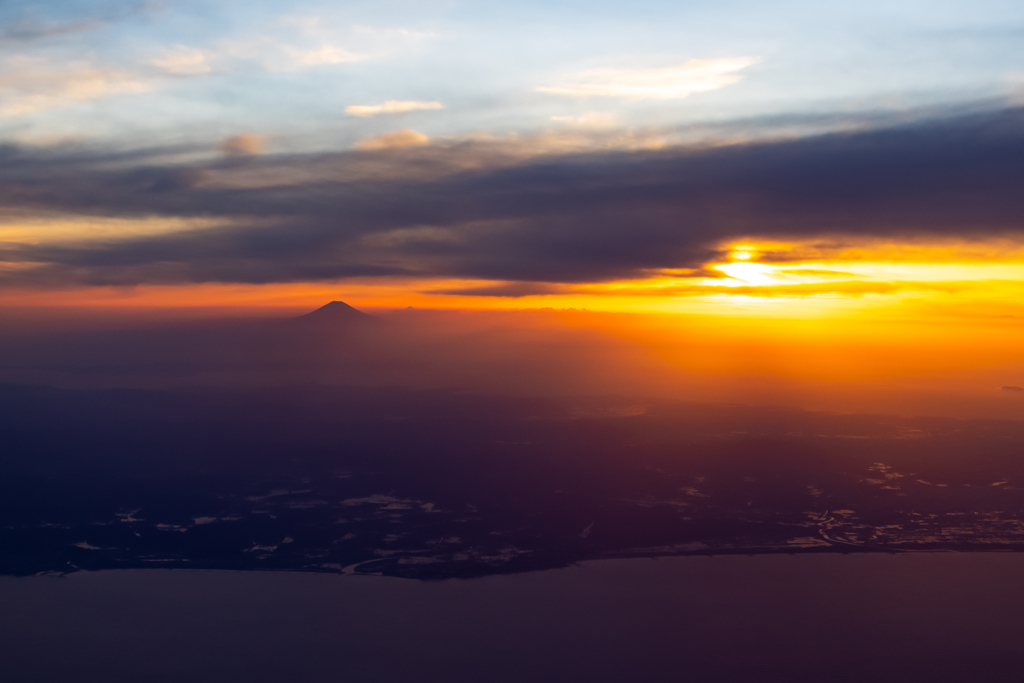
(0, 1, 150, 44)
(431, 282, 568, 298)
(3, 105, 1024, 287)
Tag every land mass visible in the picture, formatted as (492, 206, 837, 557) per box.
(3, 383, 1024, 579)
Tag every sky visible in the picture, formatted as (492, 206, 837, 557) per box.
(3, 0, 1024, 414)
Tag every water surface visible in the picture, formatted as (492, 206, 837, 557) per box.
(2, 554, 1023, 682)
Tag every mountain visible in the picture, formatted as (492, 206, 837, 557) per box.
(290, 301, 380, 329)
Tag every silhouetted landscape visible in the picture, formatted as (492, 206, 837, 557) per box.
(4, 304, 1024, 580)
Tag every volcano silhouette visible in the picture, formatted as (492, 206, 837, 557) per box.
(292, 301, 380, 328)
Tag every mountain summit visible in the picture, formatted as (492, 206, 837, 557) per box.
(292, 301, 379, 328)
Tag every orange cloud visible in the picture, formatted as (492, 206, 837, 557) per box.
(0, 55, 151, 116)
(346, 101, 445, 117)
(221, 133, 269, 156)
(353, 129, 429, 150)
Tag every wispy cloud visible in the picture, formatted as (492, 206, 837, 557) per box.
(221, 133, 269, 156)
(430, 282, 566, 298)
(214, 39, 368, 72)
(353, 129, 429, 149)
(538, 58, 759, 100)
(0, 56, 151, 116)
(144, 38, 369, 77)
(0, 18, 104, 44)
(550, 112, 619, 129)
(141, 17, 433, 80)
(286, 45, 368, 67)
(151, 46, 211, 76)
(352, 25, 439, 41)
(346, 100, 445, 117)
(0, 2, 155, 45)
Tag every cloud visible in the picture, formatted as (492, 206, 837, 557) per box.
(142, 17, 429, 79)
(353, 129, 430, 150)
(145, 39, 368, 77)
(0, 56, 152, 116)
(151, 46, 211, 76)
(281, 15, 323, 33)
(550, 112, 618, 129)
(0, 18, 104, 44)
(537, 58, 758, 100)
(287, 45, 368, 67)
(215, 38, 368, 73)
(221, 133, 269, 157)
(1, 105, 1024, 288)
(430, 282, 566, 298)
(602, 279, 981, 298)
(352, 25, 439, 41)
(0, 2, 155, 45)
(346, 101, 445, 117)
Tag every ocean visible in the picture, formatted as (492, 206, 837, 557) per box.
(2, 553, 1022, 682)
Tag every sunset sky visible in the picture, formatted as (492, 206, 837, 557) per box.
(3, 0, 1024, 415)
(10, 5, 1024, 678)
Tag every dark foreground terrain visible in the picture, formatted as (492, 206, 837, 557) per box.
(4, 382, 1024, 578)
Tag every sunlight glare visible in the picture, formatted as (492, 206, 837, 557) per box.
(714, 261, 779, 285)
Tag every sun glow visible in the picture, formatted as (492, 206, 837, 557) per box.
(6, 235, 1024, 326)
(5, 234, 1024, 420)
(729, 246, 755, 261)
(714, 261, 779, 285)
